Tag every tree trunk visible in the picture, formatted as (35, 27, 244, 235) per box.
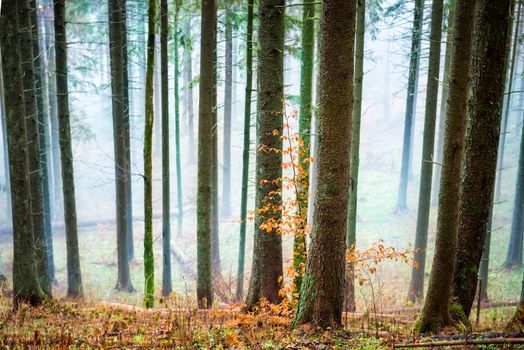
(108, 0, 134, 292)
(183, 19, 195, 164)
(236, 0, 254, 302)
(417, 0, 475, 333)
(1, 0, 46, 307)
(197, 0, 216, 309)
(173, 2, 183, 239)
(211, 36, 220, 274)
(222, 8, 233, 217)
(294, 0, 316, 296)
(245, 0, 285, 310)
(0, 50, 11, 229)
(54, 0, 83, 298)
(406, 0, 444, 303)
(478, 207, 493, 302)
(505, 271, 524, 332)
(452, 0, 511, 320)
(143, 0, 156, 309)
(293, 0, 356, 328)
(397, 0, 425, 211)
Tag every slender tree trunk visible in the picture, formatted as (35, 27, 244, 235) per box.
(235, 0, 254, 302)
(406, 0, 444, 303)
(183, 19, 195, 164)
(160, 0, 172, 297)
(173, 2, 183, 238)
(397, 0, 425, 211)
(54, 0, 83, 298)
(197, 0, 216, 309)
(431, 3, 454, 205)
(1, 0, 46, 307)
(294, 0, 315, 296)
(451, 0, 511, 320)
(108, 0, 134, 292)
(245, 0, 285, 310)
(496, 0, 521, 202)
(345, 0, 365, 312)
(143, 0, 156, 309)
(417, 0, 474, 333)
(221, 8, 233, 218)
(0, 51, 11, 229)
(211, 50, 220, 274)
(293, 0, 356, 328)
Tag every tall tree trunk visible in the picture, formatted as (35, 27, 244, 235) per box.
(235, 0, 254, 302)
(294, 0, 315, 296)
(431, 3, 454, 205)
(451, 0, 511, 320)
(143, 0, 156, 309)
(407, 0, 444, 303)
(293, 0, 356, 328)
(173, 1, 183, 239)
(496, 0, 521, 202)
(397, 0, 425, 211)
(0, 50, 11, 229)
(183, 19, 195, 164)
(54, 0, 83, 298)
(1, 0, 46, 307)
(345, 0, 365, 312)
(245, 0, 285, 310)
(160, 0, 172, 297)
(221, 7, 233, 217)
(211, 44, 220, 274)
(108, 0, 134, 292)
(417, 0, 474, 333)
(197, 0, 216, 309)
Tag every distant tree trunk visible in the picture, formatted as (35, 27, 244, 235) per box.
(1, 0, 46, 307)
(197, 0, 216, 309)
(173, 1, 183, 237)
(54, 0, 83, 298)
(496, 0, 521, 202)
(431, 3, 455, 205)
(221, 7, 232, 217)
(108, 0, 134, 292)
(417, 0, 474, 333)
(143, 0, 156, 309)
(406, 0, 444, 303)
(235, 0, 254, 302)
(160, 0, 172, 297)
(451, 0, 511, 320)
(183, 19, 195, 164)
(211, 39, 220, 274)
(294, 0, 315, 296)
(345, 0, 364, 312)
(397, 0, 425, 211)
(293, 0, 355, 328)
(19, 0, 52, 297)
(245, 0, 285, 310)
(0, 53, 11, 228)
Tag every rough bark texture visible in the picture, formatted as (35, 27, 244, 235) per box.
(407, 0, 444, 303)
(397, 0, 425, 211)
(108, 0, 133, 292)
(143, 0, 156, 308)
(245, 0, 285, 310)
(418, 0, 474, 333)
(293, 0, 355, 329)
(197, 0, 216, 309)
(222, 8, 233, 217)
(1, 0, 46, 307)
(54, 0, 83, 298)
(452, 0, 511, 319)
(236, 0, 254, 302)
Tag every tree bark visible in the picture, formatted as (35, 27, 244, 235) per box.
(222, 7, 233, 217)
(183, 18, 195, 164)
(293, 0, 356, 329)
(452, 0, 511, 320)
(173, 1, 183, 237)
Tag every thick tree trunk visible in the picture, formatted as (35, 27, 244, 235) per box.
(245, 0, 285, 310)
(236, 0, 254, 302)
(183, 19, 195, 164)
(108, 0, 134, 292)
(293, 0, 355, 329)
(197, 0, 216, 309)
(452, 0, 511, 320)
(1, 0, 46, 307)
(54, 0, 83, 298)
(418, 0, 475, 334)
(407, 0, 444, 303)
(397, 0, 425, 211)
(143, 0, 156, 309)
(222, 8, 233, 217)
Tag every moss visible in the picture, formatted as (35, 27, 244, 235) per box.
(449, 303, 471, 330)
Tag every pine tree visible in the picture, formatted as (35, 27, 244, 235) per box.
(222, 4, 233, 217)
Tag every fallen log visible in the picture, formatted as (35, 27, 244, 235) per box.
(393, 337, 524, 348)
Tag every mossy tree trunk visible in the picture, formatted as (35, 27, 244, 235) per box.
(407, 0, 444, 303)
(54, 0, 83, 298)
(418, 0, 475, 334)
(293, 0, 356, 329)
(452, 0, 511, 319)
(245, 0, 285, 310)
